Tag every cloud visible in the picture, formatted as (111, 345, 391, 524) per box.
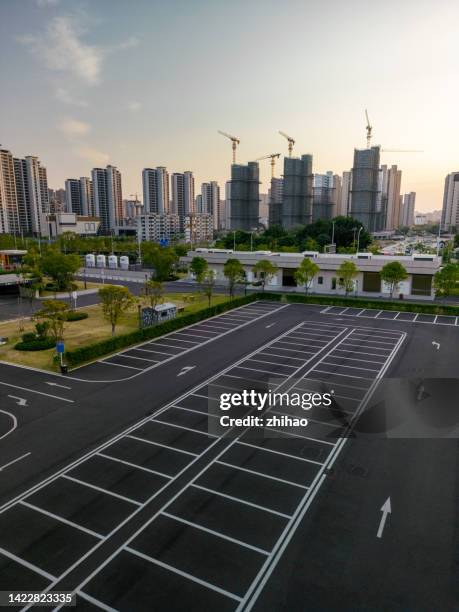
(75, 146, 109, 166)
(19, 16, 103, 85)
(36, 0, 60, 6)
(128, 101, 142, 112)
(59, 118, 91, 137)
(55, 87, 88, 107)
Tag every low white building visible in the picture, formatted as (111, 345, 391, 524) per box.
(47, 212, 100, 237)
(182, 249, 442, 300)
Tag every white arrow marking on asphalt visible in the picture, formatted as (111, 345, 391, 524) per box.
(377, 497, 391, 538)
(7, 395, 27, 407)
(45, 382, 72, 390)
(177, 366, 196, 377)
(0, 452, 31, 472)
(432, 341, 440, 350)
(266, 322, 277, 328)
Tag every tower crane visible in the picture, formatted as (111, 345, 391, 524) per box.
(365, 109, 372, 148)
(255, 153, 281, 179)
(218, 130, 240, 164)
(278, 131, 295, 157)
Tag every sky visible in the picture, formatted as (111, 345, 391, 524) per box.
(1, 0, 458, 213)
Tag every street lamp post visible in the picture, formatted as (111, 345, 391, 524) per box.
(233, 231, 236, 250)
(331, 221, 335, 247)
(356, 227, 363, 254)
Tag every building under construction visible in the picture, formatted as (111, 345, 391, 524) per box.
(229, 162, 260, 231)
(349, 146, 382, 232)
(281, 155, 313, 229)
(312, 172, 339, 221)
(268, 177, 283, 227)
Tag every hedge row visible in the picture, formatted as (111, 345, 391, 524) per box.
(15, 339, 55, 351)
(267, 292, 459, 315)
(64, 294, 260, 367)
(67, 311, 89, 322)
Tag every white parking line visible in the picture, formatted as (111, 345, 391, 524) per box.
(125, 546, 242, 602)
(100, 361, 143, 371)
(191, 484, 292, 519)
(97, 453, 173, 479)
(162, 511, 270, 556)
(236, 440, 324, 466)
(235, 366, 288, 377)
(216, 460, 309, 490)
(333, 348, 387, 359)
(61, 474, 141, 506)
(126, 435, 199, 457)
(268, 346, 313, 355)
(20, 500, 104, 540)
(313, 369, 370, 380)
(258, 352, 305, 362)
(0, 546, 56, 581)
(320, 361, 379, 373)
(245, 358, 297, 369)
(172, 405, 218, 419)
(325, 354, 384, 365)
(151, 418, 218, 438)
(117, 354, 159, 363)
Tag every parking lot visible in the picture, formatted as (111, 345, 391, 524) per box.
(321, 305, 458, 326)
(0, 315, 408, 610)
(75, 301, 287, 381)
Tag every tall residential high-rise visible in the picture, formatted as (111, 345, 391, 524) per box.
(313, 171, 339, 221)
(171, 171, 194, 230)
(66, 177, 94, 216)
(229, 162, 260, 231)
(201, 181, 221, 229)
(142, 167, 169, 214)
(349, 146, 381, 231)
(224, 181, 231, 230)
(441, 172, 459, 229)
(337, 170, 352, 216)
(400, 192, 416, 227)
(281, 155, 313, 229)
(380, 164, 402, 230)
(92, 165, 123, 234)
(19, 156, 49, 236)
(0, 148, 19, 234)
(268, 177, 283, 227)
(48, 188, 66, 213)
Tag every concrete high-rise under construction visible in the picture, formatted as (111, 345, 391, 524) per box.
(349, 146, 381, 231)
(281, 155, 313, 229)
(268, 177, 283, 227)
(229, 162, 260, 231)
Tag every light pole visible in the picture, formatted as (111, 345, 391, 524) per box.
(352, 227, 357, 252)
(233, 231, 236, 250)
(436, 220, 442, 257)
(356, 227, 363, 254)
(331, 221, 335, 247)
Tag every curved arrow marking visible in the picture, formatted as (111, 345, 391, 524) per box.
(0, 410, 17, 440)
(377, 497, 391, 538)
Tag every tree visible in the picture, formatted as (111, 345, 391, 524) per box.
(252, 259, 278, 291)
(380, 261, 408, 298)
(190, 256, 208, 282)
(294, 257, 320, 294)
(337, 260, 359, 296)
(99, 285, 134, 336)
(201, 269, 216, 307)
(223, 258, 245, 299)
(434, 263, 459, 296)
(40, 251, 81, 291)
(33, 300, 69, 342)
(141, 244, 178, 281)
(142, 280, 164, 309)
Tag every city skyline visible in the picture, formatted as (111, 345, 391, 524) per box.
(1, 0, 458, 212)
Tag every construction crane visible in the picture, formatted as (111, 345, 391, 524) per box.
(218, 130, 240, 164)
(365, 109, 372, 148)
(381, 149, 423, 153)
(279, 131, 295, 157)
(256, 153, 281, 179)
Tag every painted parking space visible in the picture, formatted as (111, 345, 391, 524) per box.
(321, 305, 459, 326)
(75, 301, 288, 381)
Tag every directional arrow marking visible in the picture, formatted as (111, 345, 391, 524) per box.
(177, 366, 196, 377)
(46, 382, 72, 390)
(377, 497, 391, 538)
(7, 395, 27, 407)
(432, 341, 440, 350)
(266, 322, 277, 329)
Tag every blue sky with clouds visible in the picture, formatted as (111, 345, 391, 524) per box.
(1, 0, 458, 211)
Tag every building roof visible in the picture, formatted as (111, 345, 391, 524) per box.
(154, 302, 177, 312)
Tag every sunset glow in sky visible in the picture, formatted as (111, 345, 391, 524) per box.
(1, 0, 458, 212)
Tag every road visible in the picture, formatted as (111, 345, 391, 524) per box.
(0, 301, 457, 611)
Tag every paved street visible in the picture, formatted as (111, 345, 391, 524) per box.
(0, 302, 456, 611)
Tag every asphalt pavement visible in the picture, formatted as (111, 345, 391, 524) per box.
(0, 302, 456, 611)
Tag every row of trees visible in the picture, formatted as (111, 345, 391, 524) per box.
(190, 255, 413, 299)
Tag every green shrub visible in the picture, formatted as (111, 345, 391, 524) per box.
(21, 332, 36, 343)
(65, 294, 260, 367)
(66, 311, 89, 322)
(15, 339, 55, 351)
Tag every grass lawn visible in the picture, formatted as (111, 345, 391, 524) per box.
(0, 291, 228, 372)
